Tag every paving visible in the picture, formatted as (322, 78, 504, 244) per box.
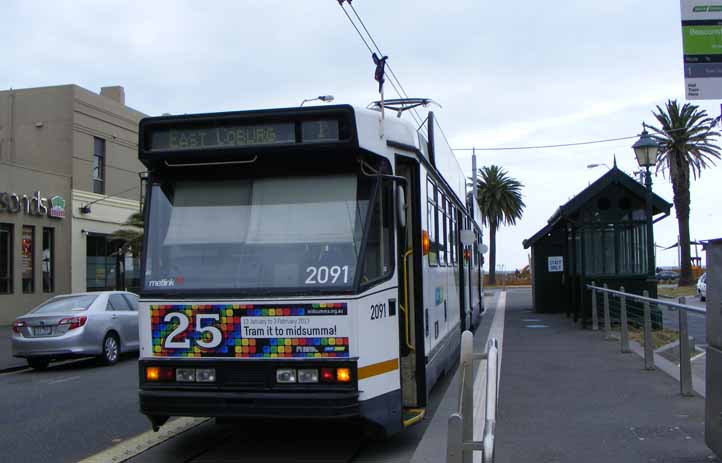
(495, 289, 718, 463)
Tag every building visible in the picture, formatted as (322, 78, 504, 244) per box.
(0, 84, 147, 324)
(522, 165, 671, 324)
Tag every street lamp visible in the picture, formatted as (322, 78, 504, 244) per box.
(632, 124, 659, 281)
(300, 95, 335, 106)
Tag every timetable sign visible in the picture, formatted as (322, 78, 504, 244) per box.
(681, 1, 722, 99)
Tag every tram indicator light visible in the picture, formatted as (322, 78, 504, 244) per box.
(146, 366, 174, 382)
(336, 368, 352, 383)
(422, 230, 430, 255)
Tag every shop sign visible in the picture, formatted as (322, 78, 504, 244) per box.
(0, 191, 65, 220)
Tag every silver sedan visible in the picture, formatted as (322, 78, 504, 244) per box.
(11, 291, 140, 370)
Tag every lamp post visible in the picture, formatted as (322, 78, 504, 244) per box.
(300, 95, 335, 106)
(631, 124, 659, 282)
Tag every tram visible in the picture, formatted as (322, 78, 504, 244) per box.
(137, 101, 485, 435)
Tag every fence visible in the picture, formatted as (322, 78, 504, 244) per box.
(446, 331, 499, 463)
(587, 282, 706, 396)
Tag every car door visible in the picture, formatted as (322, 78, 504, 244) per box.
(107, 293, 138, 351)
(122, 293, 140, 349)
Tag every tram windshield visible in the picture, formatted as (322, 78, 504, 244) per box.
(143, 173, 393, 292)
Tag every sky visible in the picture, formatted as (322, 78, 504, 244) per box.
(2, 0, 720, 270)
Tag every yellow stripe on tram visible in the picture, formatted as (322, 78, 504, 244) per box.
(357, 358, 399, 380)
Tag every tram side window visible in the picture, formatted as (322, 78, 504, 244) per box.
(438, 194, 447, 266)
(449, 206, 457, 265)
(426, 179, 438, 266)
(361, 180, 394, 284)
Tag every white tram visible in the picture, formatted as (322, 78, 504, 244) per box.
(137, 102, 485, 435)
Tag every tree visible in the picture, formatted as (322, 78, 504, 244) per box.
(111, 211, 144, 257)
(471, 165, 525, 285)
(649, 99, 720, 286)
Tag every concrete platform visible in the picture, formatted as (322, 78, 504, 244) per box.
(495, 289, 718, 462)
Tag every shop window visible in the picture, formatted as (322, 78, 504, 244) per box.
(86, 233, 140, 292)
(42, 228, 54, 292)
(22, 225, 34, 293)
(87, 234, 119, 291)
(93, 137, 106, 194)
(0, 224, 12, 294)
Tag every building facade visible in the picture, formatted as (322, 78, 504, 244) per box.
(0, 84, 146, 325)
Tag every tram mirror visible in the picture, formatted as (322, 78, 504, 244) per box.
(396, 184, 406, 228)
(460, 230, 475, 246)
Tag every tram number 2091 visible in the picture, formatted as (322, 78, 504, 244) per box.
(370, 303, 387, 320)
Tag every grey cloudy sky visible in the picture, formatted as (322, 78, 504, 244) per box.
(3, 0, 720, 270)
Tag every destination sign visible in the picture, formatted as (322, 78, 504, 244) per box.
(147, 119, 342, 151)
(149, 123, 295, 151)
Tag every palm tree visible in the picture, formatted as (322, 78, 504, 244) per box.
(649, 100, 720, 286)
(471, 165, 525, 285)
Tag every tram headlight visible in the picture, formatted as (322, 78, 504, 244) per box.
(176, 368, 196, 382)
(276, 368, 297, 383)
(297, 368, 319, 383)
(196, 368, 216, 383)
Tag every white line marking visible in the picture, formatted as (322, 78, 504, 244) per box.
(472, 290, 506, 463)
(77, 417, 210, 463)
(46, 375, 81, 385)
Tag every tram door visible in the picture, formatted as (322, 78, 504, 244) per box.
(396, 157, 424, 410)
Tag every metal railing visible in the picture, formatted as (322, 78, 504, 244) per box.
(587, 282, 705, 396)
(447, 331, 499, 463)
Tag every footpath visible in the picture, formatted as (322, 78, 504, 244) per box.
(495, 289, 717, 462)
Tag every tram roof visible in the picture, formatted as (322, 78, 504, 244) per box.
(138, 104, 474, 223)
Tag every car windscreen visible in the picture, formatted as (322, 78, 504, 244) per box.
(143, 173, 378, 292)
(32, 294, 98, 314)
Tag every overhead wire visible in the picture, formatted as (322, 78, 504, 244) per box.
(339, 1, 424, 127)
(452, 125, 708, 152)
(347, 3, 424, 127)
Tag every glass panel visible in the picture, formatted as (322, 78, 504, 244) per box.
(437, 195, 447, 266)
(144, 174, 376, 291)
(22, 226, 34, 293)
(109, 294, 132, 311)
(0, 224, 11, 293)
(603, 225, 616, 274)
(42, 228, 54, 292)
(86, 235, 121, 291)
(33, 294, 97, 313)
(427, 179, 438, 266)
(361, 181, 394, 283)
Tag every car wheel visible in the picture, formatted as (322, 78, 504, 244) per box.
(27, 358, 50, 370)
(101, 333, 120, 366)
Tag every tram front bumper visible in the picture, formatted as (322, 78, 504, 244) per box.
(139, 389, 360, 419)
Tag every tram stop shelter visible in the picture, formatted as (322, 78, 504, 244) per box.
(522, 165, 671, 325)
